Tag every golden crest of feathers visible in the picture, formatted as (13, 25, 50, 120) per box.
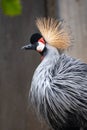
(36, 17, 71, 50)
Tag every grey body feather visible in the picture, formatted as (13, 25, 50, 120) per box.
(29, 44, 87, 130)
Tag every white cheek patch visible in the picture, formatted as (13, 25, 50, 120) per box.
(36, 42, 45, 52)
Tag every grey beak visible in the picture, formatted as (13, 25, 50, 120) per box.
(21, 43, 35, 50)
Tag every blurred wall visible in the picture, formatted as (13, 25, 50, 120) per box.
(0, 0, 87, 130)
(56, 0, 87, 62)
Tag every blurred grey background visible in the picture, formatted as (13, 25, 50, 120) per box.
(0, 0, 87, 130)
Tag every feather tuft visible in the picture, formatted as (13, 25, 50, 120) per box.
(36, 17, 71, 50)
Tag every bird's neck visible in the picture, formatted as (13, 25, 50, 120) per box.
(30, 46, 60, 119)
(35, 46, 60, 84)
(40, 44, 59, 61)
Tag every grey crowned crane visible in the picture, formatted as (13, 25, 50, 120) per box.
(22, 17, 87, 130)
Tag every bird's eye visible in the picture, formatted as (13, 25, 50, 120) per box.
(36, 42, 45, 52)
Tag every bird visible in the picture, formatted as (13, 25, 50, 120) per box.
(22, 17, 87, 130)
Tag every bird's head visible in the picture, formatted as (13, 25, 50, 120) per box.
(22, 33, 47, 57)
(22, 17, 71, 58)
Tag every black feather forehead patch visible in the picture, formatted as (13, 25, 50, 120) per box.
(30, 33, 42, 44)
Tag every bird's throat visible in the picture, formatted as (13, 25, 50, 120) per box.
(39, 47, 47, 60)
(41, 56, 44, 61)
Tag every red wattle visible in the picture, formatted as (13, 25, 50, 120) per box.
(38, 37, 45, 44)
